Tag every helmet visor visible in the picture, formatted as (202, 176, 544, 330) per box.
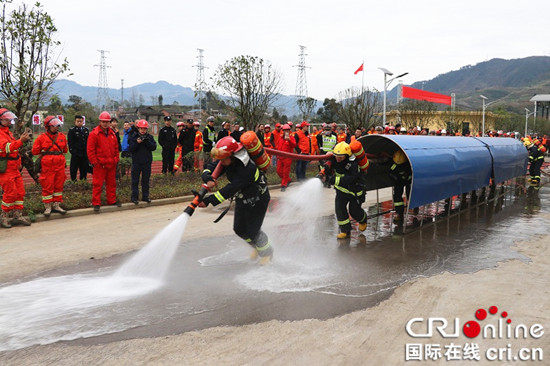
(48, 118, 63, 127)
(0, 111, 17, 123)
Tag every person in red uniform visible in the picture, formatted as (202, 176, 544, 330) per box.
(193, 121, 203, 172)
(32, 116, 68, 216)
(0, 109, 31, 228)
(276, 124, 296, 191)
(294, 121, 311, 181)
(87, 111, 121, 212)
(263, 124, 275, 149)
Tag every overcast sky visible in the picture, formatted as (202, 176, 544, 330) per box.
(29, 0, 550, 101)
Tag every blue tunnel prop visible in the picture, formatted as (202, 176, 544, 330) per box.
(358, 135, 528, 209)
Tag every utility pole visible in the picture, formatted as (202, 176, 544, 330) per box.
(120, 79, 124, 107)
(193, 48, 207, 119)
(94, 50, 111, 109)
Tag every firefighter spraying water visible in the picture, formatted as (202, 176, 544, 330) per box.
(185, 134, 274, 265)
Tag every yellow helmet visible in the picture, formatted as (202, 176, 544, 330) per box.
(393, 150, 407, 164)
(333, 142, 351, 156)
(524, 140, 532, 147)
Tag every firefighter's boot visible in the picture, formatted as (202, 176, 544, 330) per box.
(358, 222, 367, 232)
(337, 232, 349, 239)
(249, 248, 259, 261)
(258, 254, 272, 266)
(52, 202, 67, 215)
(12, 210, 31, 226)
(44, 203, 52, 217)
(1, 211, 12, 228)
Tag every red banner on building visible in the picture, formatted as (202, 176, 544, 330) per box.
(402, 85, 452, 105)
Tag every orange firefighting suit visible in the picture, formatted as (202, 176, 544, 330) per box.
(32, 131, 68, 203)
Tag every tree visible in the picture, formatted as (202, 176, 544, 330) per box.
(158, 94, 163, 107)
(316, 98, 341, 123)
(211, 55, 282, 130)
(337, 87, 381, 130)
(296, 97, 317, 121)
(0, 1, 70, 131)
(47, 95, 63, 115)
(0, 1, 70, 182)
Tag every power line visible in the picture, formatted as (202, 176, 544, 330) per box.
(94, 50, 111, 108)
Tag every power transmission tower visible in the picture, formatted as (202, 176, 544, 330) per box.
(94, 50, 111, 109)
(294, 45, 309, 99)
(193, 48, 207, 118)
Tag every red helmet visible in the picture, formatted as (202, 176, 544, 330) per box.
(301, 121, 310, 126)
(99, 111, 111, 121)
(136, 119, 149, 128)
(275, 123, 281, 128)
(176, 121, 185, 127)
(287, 121, 293, 126)
(211, 136, 243, 160)
(0, 108, 16, 121)
(282, 124, 291, 130)
(44, 115, 62, 128)
(264, 124, 271, 129)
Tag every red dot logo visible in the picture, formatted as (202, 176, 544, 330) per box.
(489, 306, 498, 314)
(475, 308, 487, 320)
(463, 321, 481, 338)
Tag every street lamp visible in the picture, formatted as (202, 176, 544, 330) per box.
(379, 67, 408, 125)
(480, 95, 488, 136)
(524, 108, 535, 137)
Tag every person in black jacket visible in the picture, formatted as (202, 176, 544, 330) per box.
(199, 136, 273, 265)
(67, 115, 89, 181)
(128, 120, 157, 204)
(158, 116, 178, 174)
(177, 119, 196, 168)
(217, 121, 231, 141)
(321, 141, 367, 239)
(388, 149, 412, 222)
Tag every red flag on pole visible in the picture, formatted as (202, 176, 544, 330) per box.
(354, 63, 364, 75)
(401, 85, 452, 105)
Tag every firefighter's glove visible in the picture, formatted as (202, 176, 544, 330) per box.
(198, 196, 211, 208)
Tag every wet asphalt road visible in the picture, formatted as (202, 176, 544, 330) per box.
(69, 185, 548, 347)
(2, 183, 548, 351)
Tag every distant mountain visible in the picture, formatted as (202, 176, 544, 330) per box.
(50, 80, 197, 106)
(50, 79, 318, 117)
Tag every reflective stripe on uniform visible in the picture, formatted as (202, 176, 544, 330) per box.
(338, 218, 350, 226)
(42, 194, 53, 201)
(53, 192, 63, 197)
(214, 191, 225, 203)
(256, 241, 271, 252)
(254, 168, 260, 181)
(5, 142, 11, 154)
(394, 202, 404, 207)
(1, 201, 14, 207)
(359, 160, 369, 170)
